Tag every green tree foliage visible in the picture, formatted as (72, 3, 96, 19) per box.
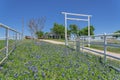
(51, 23, 95, 39)
(68, 24, 95, 36)
(69, 24, 78, 35)
(113, 30, 120, 39)
(45, 32, 49, 35)
(51, 23, 65, 38)
(78, 26, 95, 36)
(36, 31, 44, 39)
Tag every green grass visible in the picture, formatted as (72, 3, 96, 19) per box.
(0, 40, 15, 50)
(0, 40, 120, 79)
(0, 40, 5, 49)
(88, 45, 120, 54)
(0, 40, 17, 61)
(107, 39, 120, 44)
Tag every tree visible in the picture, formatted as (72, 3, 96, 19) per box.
(51, 23, 65, 39)
(113, 30, 120, 39)
(28, 17, 46, 39)
(78, 26, 95, 36)
(69, 24, 78, 36)
(68, 24, 95, 36)
(36, 31, 44, 39)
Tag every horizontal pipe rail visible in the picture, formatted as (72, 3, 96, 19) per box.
(67, 18, 88, 21)
(83, 47, 104, 55)
(107, 44, 120, 48)
(83, 47, 120, 60)
(61, 12, 92, 17)
(106, 54, 120, 60)
(0, 23, 21, 34)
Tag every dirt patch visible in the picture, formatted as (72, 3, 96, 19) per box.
(41, 40, 65, 45)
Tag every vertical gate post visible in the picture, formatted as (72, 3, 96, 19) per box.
(65, 13, 68, 46)
(104, 33, 107, 63)
(82, 36, 85, 53)
(6, 28, 9, 57)
(88, 16, 91, 47)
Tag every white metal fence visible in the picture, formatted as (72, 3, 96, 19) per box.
(0, 23, 22, 64)
(89, 34, 119, 57)
(68, 33, 120, 60)
(68, 33, 120, 71)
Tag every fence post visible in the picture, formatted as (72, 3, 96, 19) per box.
(104, 33, 107, 63)
(65, 13, 68, 46)
(6, 28, 9, 57)
(88, 36, 91, 47)
(82, 36, 84, 53)
(76, 37, 80, 52)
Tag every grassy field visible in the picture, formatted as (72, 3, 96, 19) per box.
(0, 40, 18, 61)
(0, 40, 120, 79)
(88, 45, 120, 54)
(0, 40, 15, 50)
(0, 40, 5, 50)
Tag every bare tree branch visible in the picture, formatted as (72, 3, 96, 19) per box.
(28, 17, 46, 38)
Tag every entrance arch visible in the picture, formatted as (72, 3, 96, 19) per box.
(62, 12, 92, 46)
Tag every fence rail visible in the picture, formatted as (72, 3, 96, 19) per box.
(81, 34, 120, 59)
(0, 23, 22, 64)
(68, 33, 120, 71)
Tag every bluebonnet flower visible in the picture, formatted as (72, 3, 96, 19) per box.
(74, 64, 80, 68)
(31, 66, 38, 73)
(34, 73, 38, 79)
(41, 71, 45, 78)
(36, 55, 41, 59)
(0, 66, 3, 70)
(28, 65, 38, 73)
(14, 73, 18, 78)
(92, 72, 94, 76)
(62, 73, 65, 77)
(97, 75, 101, 79)
(28, 61, 32, 65)
(55, 64, 60, 67)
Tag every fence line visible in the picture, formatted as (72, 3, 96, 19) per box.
(0, 23, 22, 64)
(68, 33, 120, 71)
(69, 33, 120, 60)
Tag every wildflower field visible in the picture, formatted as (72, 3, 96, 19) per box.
(0, 40, 5, 49)
(0, 40, 120, 80)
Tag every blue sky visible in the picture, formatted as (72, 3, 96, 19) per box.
(0, 0, 120, 36)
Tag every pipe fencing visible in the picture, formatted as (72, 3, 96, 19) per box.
(0, 23, 22, 64)
(68, 33, 120, 71)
